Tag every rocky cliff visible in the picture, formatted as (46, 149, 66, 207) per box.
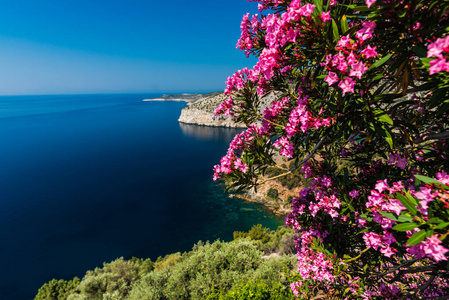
(178, 92, 278, 128)
(178, 93, 246, 127)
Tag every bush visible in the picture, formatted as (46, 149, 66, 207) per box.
(213, 0, 449, 297)
(34, 278, 80, 300)
(233, 225, 296, 255)
(205, 279, 294, 300)
(267, 188, 279, 199)
(128, 239, 295, 300)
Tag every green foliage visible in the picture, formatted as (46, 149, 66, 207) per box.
(36, 227, 297, 300)
(74, 257, 152, 299)
(267, 188, 279, 199)
(233, 225, 296, 255)
(234, 224, 272, 243)
(128, 239, 296, 300)
(205, 279, 294, 300)
(153, 252, 182, 272)
(34, 278, 80, 300)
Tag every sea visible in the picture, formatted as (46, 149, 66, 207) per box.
(0, 93, 284, 300)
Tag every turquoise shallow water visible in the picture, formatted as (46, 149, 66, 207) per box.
(0, 94, 284, 300)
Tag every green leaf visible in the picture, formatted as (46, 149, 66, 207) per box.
(332, 19, 339, 42)
(314, 0, 323, 14)
(436, 222, 449, 229)
(407, 230, 427, 246)
(369, 53, 393, 70)
(397, 215, 414, 222)
(405, 192, 418, 206)
(341, 15, 349, 33)
(426, 217, 444, 224)
(396, 193, 418, 216)
(393, 222, 420, 232)
(380, 211, 398, 221)
(373, 109, 393, 125)
(415, 175, 449, 190)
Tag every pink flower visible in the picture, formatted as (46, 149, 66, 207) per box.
(356, 21, 376, 41)
(349, 189, 360, 198)
(429, 57, 449, 75)
(361, 45, 378, 59)
(338, 77, 355, 94)
(337, 35, 351, 48)
(421, 235, 449, 262)
(273, 136, 295, 158)
(321, 11, 331, 22)
(349, 61, 369, 79)
(375, 179, 389, 193)
(325, 71, 339, 85)
(436, 171, 449, 185)
(346, 51, 358, 65)
(365, 0, 377, 8)
(427, 36, 449, 58)
(336, 60, 349, 73)
(299, 3, 316, 17)
(363, 232, 382, 250)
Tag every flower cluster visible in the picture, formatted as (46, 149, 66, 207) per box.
(427, 35, 449, 75)
(215, 0, 449, 297)
(322, 21, 378, 95)
(363, 174, 449, 262)
(213, 126, 264, 180)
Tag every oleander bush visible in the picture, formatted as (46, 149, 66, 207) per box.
(213, 0, 449, 297)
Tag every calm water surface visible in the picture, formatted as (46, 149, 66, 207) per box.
(0, 94, 283, 300)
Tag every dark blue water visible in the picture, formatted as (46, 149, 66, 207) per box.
(0, 94, 283, 300)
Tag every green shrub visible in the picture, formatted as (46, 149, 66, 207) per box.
(206, 279, 294, 300)
(153, 252, 182, 272)
(233, 225, 296, 255)
(63, 257, 153, 300)
(129, 239, 295, 300)
(34, 278, 80, 300)
(267, 188, 278, 199)
(233, 224, 272, 243)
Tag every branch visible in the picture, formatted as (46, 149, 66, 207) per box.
(373, 258, 419, 277)
(413, 131, 449, 144)
(258, 134, 328, 185)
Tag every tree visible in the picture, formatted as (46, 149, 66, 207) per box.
(214, 0, 449, 298)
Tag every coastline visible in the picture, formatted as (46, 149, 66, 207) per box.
(143, 98, 191, 102)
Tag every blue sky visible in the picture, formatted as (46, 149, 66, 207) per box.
(0, 0, 259, 95)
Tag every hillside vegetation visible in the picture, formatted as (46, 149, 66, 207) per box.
(35, 225, 297, 300)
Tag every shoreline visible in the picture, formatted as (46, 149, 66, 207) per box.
(143, 98, 192, 102)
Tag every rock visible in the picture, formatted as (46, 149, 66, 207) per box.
(178, 91, 279, 128)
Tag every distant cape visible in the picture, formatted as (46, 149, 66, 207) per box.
(144, 91, 276, 128)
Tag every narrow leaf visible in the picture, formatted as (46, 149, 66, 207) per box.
(373, 109, 394, 125)
(415, 175, 449, 190)
(407, 230, 427, 246)
(393, 222, 420, 232)
(369, 54, 393, 70)
(396, 193, 418, 216)
(380, 211, 398, 221)
(341, 15, 349, 33)
(436, 222, 449, 229)
(332, 19, 339, 42)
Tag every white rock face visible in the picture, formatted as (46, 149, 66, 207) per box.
(178, 93, 247, 127)
(178, 92, 278, 128)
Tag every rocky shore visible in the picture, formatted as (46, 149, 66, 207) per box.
(178, 92, 247, 127)
(177, 91, 277, 128)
